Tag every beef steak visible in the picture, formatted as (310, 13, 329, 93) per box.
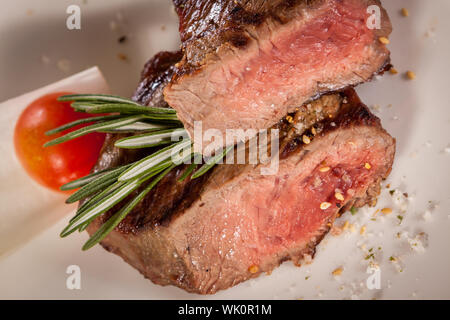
(86, 53, 396, 294)
(164, 0, 392, 152)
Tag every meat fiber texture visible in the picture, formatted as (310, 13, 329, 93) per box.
(164, 0, 392, 152)
(86, 52, 396, 293)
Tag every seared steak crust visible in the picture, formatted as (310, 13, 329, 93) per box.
(132, 51, 183, 108)
(173, 0, 391, 72)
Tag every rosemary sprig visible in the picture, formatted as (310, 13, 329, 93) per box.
(45, 115, 122, 136)
(46, 93, 230, 250)
(60, 179, 142, 237)
(81, 164, 176, 251)
(65, 164, 131, 204)
(73, 179, 126, 222)
(60, 167, 116, 191)
(44, 115, 150, 147)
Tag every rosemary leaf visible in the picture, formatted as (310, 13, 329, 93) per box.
(99, 122, 171, 133)
(78, 221, 91, 232)
(44, 115, 146, 147)
(61, 179, 141, 237)
(191, 146, 233, 179)
(58, 94, 141, 106)
(66, 177, 117, 204)
(114, 128, 188, 149)
(71, 102, 175, 115)
(65, 165, 131, 204)
(45, 115, 122, 136)
(119, 140, 192, 181)
(178, 162, 197, 182)
(178, 153, 203, 181)
(140, 113, 181, 122)
(60, 167, 116, 191)
(72, 181, 125, 223)
(62, 163, 172, 237)
(82, 164, 176, 250)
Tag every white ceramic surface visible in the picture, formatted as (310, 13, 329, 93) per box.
(0, 67, 110, 259)
(0, 0, 449, 299)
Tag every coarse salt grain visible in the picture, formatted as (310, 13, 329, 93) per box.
(320, 202, 331, 210)
(335, 192, 344, 201)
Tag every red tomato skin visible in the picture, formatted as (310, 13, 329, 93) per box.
(14, 92, 106, 192)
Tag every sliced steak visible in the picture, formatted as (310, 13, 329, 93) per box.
(164, 0, 392, 152)
(88, 81, 396, 293)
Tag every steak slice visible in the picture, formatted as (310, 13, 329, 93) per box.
(87, 55, 395, 293)
(164, 0, 392, 152)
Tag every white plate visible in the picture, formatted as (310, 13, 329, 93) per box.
(0, 67, 110, 258)
(0, 0, 449, 299)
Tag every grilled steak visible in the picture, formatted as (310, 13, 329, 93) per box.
(164, 0, 392, 152)
(86, 53, 395, 294)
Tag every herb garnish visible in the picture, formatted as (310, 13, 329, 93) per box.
(45, 94, 230, 250)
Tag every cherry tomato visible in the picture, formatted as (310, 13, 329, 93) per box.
(14, 92, 106, 192)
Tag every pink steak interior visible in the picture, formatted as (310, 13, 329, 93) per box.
(242, 153, 383, 262)
(179, 128, 390, 272)
(214, 0, 375, 118)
